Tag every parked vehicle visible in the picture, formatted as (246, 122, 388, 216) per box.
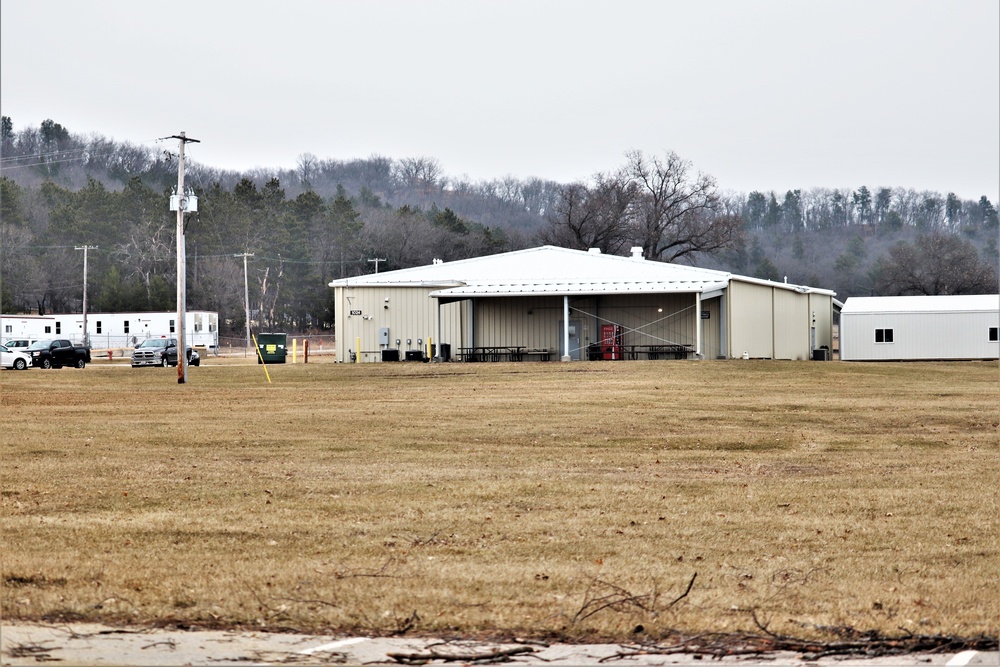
(130, 338, 200, 368)
(0, 344, 32, 370)
(3, 339, 34, 352)
(27, 339, 91, 369)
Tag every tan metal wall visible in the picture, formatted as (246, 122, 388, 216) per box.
(726, 281, 834, 359)
(334, 286, 466, 362)
(700, 297, 722, 358)
(468, 296, 565, 348)
(727, 281, 774, 358)
(472, 294, 705, 352)
(773, 288, 810, 360)
(809, 293, 833, 351)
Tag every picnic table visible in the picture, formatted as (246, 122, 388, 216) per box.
(458, 346, 525, 362)
(624, 344, 694, 360)
(458, 346, 553, 362)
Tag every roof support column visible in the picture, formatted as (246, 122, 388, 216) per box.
(695, 292, 702, 359)
(719, 293, 727, 359)
(433, 298, 442, 362)
(561, 295, 571, 362)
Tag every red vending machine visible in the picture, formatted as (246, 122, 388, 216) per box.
(600, 324, 624, 360)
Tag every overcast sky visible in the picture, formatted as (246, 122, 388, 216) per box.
(2, 0, 998, 202)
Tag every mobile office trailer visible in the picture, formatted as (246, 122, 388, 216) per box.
(840, 295, 999, 361)
(1, 314, 55, 343)
(1, 311, 219, 350)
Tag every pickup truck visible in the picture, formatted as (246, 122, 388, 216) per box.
(130, 338, 200, 368)
(27, 339, 91, 369)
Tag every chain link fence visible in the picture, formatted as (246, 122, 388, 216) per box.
(215, 334, 337, 358)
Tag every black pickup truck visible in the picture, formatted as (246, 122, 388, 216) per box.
(27, 339, 91, 369)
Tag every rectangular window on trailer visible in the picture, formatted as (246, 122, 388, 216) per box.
(169, 319, 175, 333)
(124, 321, 129, 334)
(990, 327, 998, 342)
(96, 321, 102, 334)
(45, 326, 51, 334)
(875, 328, 893, 343)
(56, 322, 61, 335)
(4, 325, 10, 334)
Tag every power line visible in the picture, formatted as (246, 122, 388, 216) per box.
(0, 137, 169, 171)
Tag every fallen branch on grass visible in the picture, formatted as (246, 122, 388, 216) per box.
(6, 641, 58, 659)
(331, 556, 407, 579)
(572, 572, 696, 624)
(598, 617, 999, 662)
(387, 645, 536, 664)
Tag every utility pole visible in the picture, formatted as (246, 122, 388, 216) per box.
(367, 257, 387, 274)
(75, 245, 98, 347)
(235, 252, 254, 352)
(168, 132, 200, 384)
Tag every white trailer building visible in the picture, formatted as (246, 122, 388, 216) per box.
(1, 314, 55, 344)
(840, 295, 999, 361)
(1, 311, 219, 350)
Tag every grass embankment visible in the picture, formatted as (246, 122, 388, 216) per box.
(2, 359, 997, 641)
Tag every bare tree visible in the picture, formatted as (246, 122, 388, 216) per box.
(624, 150, 740, 262)
(872, 232, 998, 295)
(112, 219, 175, 304)
(296, 153, 318, 189)
(540, 175, 635, 254)
(395, 157, 444, 194)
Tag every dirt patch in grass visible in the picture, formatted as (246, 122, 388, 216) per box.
(2, 360, 997, 643)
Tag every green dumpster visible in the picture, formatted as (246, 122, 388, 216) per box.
(256, 333, 288, 364)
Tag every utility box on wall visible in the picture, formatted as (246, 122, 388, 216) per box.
(378, 327, 390, 346)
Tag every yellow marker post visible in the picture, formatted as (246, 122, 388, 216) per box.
(355, 337, 362, 363)
(291, 338, 297, 363)
(250, 332, 273, 383)
(427, 336, 433, 361)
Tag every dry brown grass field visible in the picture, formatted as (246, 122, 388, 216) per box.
(2, 357, 997, 643)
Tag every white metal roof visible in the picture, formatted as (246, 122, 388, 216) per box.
(842, 294, 1000, 314)
(328, 246, 833, 298)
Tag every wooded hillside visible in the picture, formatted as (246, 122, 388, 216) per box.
(1, 117, 996, 339)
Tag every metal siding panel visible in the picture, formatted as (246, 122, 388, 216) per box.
(338, 286, 465, 362)
(773, 290, 809, 360)
(472, 295, 702, 353)
(810, 294, 833, 351)
(841, 311, 1000, 360)
(585, 294, 697, 349)
(334, 287, 345, 361)
(701, 297, 721, 358)
(729, 281, 774, 358)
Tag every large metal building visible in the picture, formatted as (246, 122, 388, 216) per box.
(329, 246, 837, 363)
(840, 294, 1000, 361)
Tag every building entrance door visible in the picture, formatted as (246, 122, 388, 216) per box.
(559, 319, 582, 361)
